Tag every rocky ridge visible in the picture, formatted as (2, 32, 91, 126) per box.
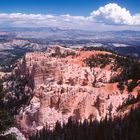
(15, 45, 139, 135)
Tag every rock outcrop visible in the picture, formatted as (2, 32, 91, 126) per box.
(15, 45, 139, 135)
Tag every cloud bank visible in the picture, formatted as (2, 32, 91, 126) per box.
(90, 3, 140, 25)
(0, 3, 140, 30)
(0, 13, 88, 28)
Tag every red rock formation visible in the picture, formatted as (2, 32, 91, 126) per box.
(15, 45, 139, 134)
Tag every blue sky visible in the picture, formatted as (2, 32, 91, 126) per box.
(0, 0, 140, 31)
(0, 0, 139, 15)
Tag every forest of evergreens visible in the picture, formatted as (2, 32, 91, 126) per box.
(0, 74, 32, 132)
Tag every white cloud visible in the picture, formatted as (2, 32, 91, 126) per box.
(90, 3, 140, 25)
(0, 12, 88, 28)
(133, 14, 140, 25)
(0, 3, 139, 30)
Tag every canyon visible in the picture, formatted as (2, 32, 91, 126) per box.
(14, 45, 140, 136)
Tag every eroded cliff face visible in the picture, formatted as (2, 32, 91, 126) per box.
(15, 45, 139, 135)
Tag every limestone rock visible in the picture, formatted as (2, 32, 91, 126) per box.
(15, 46, 139, 134)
